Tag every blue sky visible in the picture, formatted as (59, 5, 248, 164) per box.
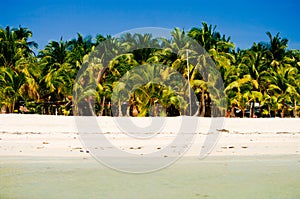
(1, 0, 300, 50)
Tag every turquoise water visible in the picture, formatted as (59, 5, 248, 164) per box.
(1, 156, 299, 199)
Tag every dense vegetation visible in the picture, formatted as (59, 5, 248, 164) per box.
(1, 23, 299, 117)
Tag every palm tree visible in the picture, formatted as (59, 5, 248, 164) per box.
(159, 28, 196, 115)
(38, 38, 76, 114)
(95, 36, 122, 84)
(267, 64, 298, 117)
(110, 63, 188, 117)
(288, 50, 300, 117)
(0, 26, 38, 112)
(0, 67, 26, 113)
(0, 26, 37, 69)
(13, 26, 38, 56)
(236, 48, 268, 116)
(260, 32, 298, 117)
(225, 73, 263, 117)
(15, 56, 41, 102)
(263, 32, 288, 67)
(67, 33, 94, 68)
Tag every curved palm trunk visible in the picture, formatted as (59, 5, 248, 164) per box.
(97, 67, 109, 84)
(87, 97, 95, 116)
(195, 104, 200, 116)
(126, 104, 131, 116)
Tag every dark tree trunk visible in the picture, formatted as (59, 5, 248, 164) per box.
(250, 101, 255, 118)
(294, 99, 298, 118)
(200, 88, 205, 117)
(96, 66, 109, 84)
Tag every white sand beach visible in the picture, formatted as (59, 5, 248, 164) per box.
(1, 114, 300, 199)
(0, 114, 299, 157)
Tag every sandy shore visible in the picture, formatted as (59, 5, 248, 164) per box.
(2, 115, 299, 197)
(0, 114, 299, 157)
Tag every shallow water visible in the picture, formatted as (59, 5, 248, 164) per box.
(0, 155, 299, 199)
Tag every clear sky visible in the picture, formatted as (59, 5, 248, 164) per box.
(1, 0, 300, 50)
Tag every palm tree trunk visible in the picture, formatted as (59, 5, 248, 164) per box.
(118, 100, 122, 117)
(88, 97, 95, 116)
(230, 106, 235, 117)
(7, 105, 12, 113)
(73, 101, 80, 116)
(281, 99, 285, 118)
(126, 104, 131, 116)
(96, 67, 109, 84)
(132, 104, 138, 117)
(200, 88, 205, 117)
(250, 101, 255, 118)
(99, 96, 105, 116)
(273, 108, 277, 117)
(281, 107, 285, 118)
(12, 99, 16, 113)
(195, 103, 201, 116)
(294, 98, 298, 118)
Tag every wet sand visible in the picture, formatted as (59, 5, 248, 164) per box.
(1, 155, 299, 199)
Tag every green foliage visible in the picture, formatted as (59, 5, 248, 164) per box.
(0, 24, 299, 117)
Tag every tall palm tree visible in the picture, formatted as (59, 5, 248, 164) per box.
(95, 36, 122, 84)
(67, 33, 94, 68)
(39, 38, 75, 106)
(188, 23, 232, 116)
(0, 67, 26, 113)
(120, 32, 160, 64)
(263, 32, 288, 67)
(0, 26, 38, 112)
(267, 64, 298, 117)
(188, 22, 232, 52)
(287, 50, 300, 117)
(0, 26, 37, 68)
(15, 56, 41, 102)
(236, 48, 268, 116)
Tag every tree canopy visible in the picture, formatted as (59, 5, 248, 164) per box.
(1, 24, 299, 117)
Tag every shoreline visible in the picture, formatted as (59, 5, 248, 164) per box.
(1, 153, 299, 199)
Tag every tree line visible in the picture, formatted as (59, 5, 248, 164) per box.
(0, 23, 299, 117)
